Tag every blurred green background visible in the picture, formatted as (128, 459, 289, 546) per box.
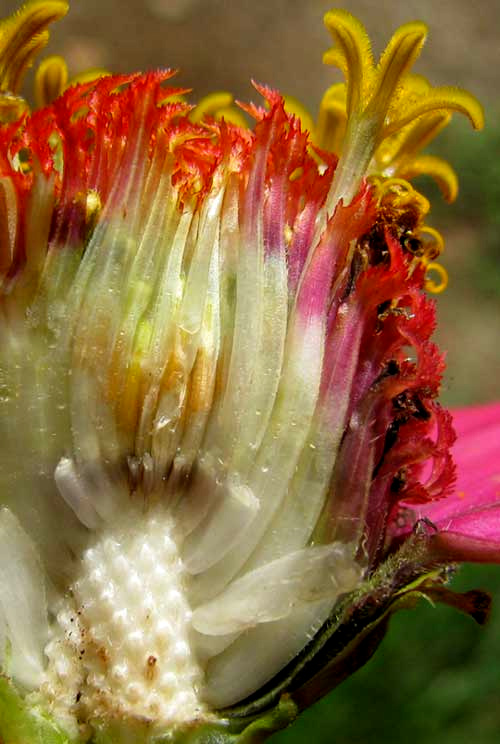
(4, 0, 500, 740)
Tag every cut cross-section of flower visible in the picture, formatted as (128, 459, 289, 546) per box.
(0, 3, 496, 744)
(0, 72, 371, 732)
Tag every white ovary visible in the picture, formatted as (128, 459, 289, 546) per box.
(41, 508, 208, 729)
(38, 488, 363, 727)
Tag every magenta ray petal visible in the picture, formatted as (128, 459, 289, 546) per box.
(414, 402, 500, 562)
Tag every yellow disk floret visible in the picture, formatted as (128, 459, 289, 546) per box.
(34, 53, 67, 107)
(190, 91, 248, 128)
(319, 9, 484, 205)
(0, 0, 68, 121)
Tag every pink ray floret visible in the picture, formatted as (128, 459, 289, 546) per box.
(415, 402, 500, 562)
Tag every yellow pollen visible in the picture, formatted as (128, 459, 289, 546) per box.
(284, 224, 294, 247)
(85, 190, 102, 223)
(374, 177, 430, 225)
(424, 262, 448, 294)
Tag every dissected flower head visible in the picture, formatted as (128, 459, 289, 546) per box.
(0, 3, 496, 744)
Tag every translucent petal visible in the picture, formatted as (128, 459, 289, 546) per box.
(182, 480, 259, 574)
(54, 457, 102, 529)
(192, 542, 361, 635)
(190, 312, 325, 604)
(203, 599, 333, 707)
(0, 319, 88, 583)
(0, 507, 49, 689)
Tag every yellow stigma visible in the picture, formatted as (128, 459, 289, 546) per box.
(0, 0, 68, 121)
(372, 108, 459, 202)
(34, 53, 67, 107)
(190, 91, 248, 128)
(424, 262, 448, 294)
(314, 83, 347, 156)
(0, 0, 109, 120)
(319, 9, 484, 205)
(372, 177, 449, 294)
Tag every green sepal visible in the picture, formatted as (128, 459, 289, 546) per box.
(0, 683, 296, 744)
(88, 697, 297, 744)
(0, 675, 73, 744)
(0, 672, 296, 744)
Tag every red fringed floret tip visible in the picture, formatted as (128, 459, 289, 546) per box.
(0, 72, 457, 571)
(0, 72, 255, 278)
(319, 215, 456, 566)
